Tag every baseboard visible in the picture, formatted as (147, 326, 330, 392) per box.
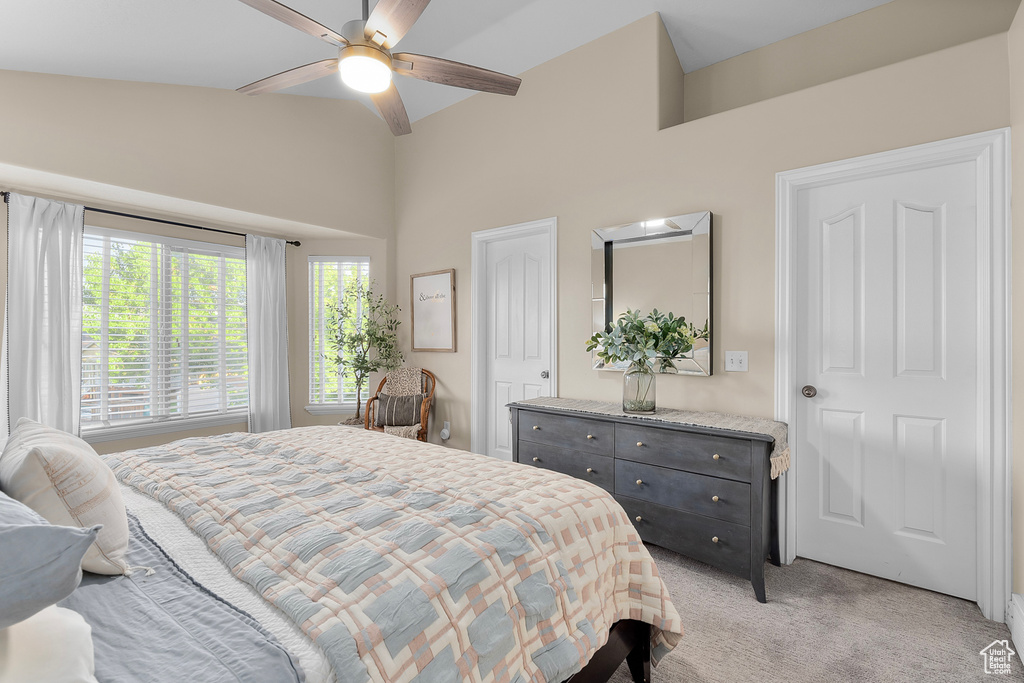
(1007, 594, 1024, 654)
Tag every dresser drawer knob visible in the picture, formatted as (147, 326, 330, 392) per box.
(712, 495, 720, 502)
(635, 516, 643, 523)
(637, 441, 644, 447)
(532, 457, 539, 462)
(636, 479, 643, 486)
(712, 536, 719, 544)
(533, 425, 540, 430)
(587, 434, 594, 440)
(712, 453, 720, 460)
(586, 467, 593, 473)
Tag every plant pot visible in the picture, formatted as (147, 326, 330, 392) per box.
(623, 361, 656, 414)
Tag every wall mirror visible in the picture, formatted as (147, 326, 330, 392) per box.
(591, 211, 712, 376)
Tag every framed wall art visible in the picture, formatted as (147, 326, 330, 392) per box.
(411, 268, 456, 352)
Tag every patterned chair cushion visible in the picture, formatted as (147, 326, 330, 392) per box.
(374, 393, 424, 428)
(383, 425, 421, 440)
(384, 367, 423, 397)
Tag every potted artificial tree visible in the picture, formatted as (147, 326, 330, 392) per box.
(327, 280, 403, 424)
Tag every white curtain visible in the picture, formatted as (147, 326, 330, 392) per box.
(4, 193, 84, 435)
(245, 234, 291, 432)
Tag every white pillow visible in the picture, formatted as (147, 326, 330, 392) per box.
(0, 418, 129, 575)
(0, 605, 99, 683)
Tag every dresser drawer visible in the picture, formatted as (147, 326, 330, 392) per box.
(518, 410, 614, 456)
(616, 495, 751, 576)
(615, 459, 750, 525)
(615, 423, 752, 482)
(519, 441, 613, 492)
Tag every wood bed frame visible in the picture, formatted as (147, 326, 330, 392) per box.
(567, 620, 651, 683)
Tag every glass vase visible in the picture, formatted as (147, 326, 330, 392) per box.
(622, 361, 656, 414)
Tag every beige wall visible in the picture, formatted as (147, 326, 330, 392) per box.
(681, 0, 1019, 121)
(394, 16, 1011, 465)
(1008, 4, 1024, 594)
(0, 69, 395, 239)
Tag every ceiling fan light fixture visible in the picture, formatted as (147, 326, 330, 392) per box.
(338, 45, 393, 94)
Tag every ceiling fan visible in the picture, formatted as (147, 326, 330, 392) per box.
(235, 0, 522, 135)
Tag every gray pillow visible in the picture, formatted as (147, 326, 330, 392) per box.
(374, 393, 425, 428)
(0, 490, 100, 629)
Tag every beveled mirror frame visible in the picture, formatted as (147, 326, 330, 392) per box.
(591, 210, 713, 376)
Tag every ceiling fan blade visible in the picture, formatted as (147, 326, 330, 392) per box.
(236, 0, 347, 46)
(363, 0, 431, 49)
(393, 53, 521, 96)
(370, 83, 412, 136)
(238, 59, 338, 95)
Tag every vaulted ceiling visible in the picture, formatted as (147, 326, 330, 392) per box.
(0, 0, 897, 121)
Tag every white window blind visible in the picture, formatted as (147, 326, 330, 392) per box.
(81, 227, 248, 434)
(309, 256, 370, 407)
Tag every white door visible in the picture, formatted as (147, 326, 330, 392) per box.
(795, 160, 979, 599)
(481, 231, 553, 459)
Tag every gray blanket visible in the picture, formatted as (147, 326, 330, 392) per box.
(60, 512, 305, 683)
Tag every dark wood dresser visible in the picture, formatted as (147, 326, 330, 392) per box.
(509, 401, 781, 602)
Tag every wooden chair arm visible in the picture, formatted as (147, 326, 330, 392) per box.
(420, 395, 432, 427)
(364, 396, 379, 430)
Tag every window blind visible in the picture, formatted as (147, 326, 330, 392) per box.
(81, 227, 248, 432)
(309, 256, 370, 406)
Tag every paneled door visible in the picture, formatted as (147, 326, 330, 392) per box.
(474, 220, 556, 460)
(795, 160, 979, 599)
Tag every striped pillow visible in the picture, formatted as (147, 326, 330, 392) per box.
(374, 393, 424, 427)
(0, 418, 129, 575)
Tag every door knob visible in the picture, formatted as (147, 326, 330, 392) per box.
(802, 385, 817, 398)
(540, 370, 550, 379)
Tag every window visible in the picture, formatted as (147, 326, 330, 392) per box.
(81, 227, 248, 438)
(308, 256, 370, 411)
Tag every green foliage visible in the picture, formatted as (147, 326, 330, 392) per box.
(326, 280, 402, 419)
(648, 309, 708, 360)
(586, 308, 708, 369)
(82, 239, 247, 420)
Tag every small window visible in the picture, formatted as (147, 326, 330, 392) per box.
(308, 256, 371, 410)
(81, 227, 248, 438)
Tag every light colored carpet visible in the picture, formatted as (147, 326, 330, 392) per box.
(610, 545, 1022, 682)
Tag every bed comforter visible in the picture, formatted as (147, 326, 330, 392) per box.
(104, 426, 682, 683)
(60, 512, 305, 683)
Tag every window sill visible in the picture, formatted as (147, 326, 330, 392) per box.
(80, 412, 249, 444)
(304, 403, 359, 416)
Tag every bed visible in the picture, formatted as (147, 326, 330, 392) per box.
(98, 425, 683, 683)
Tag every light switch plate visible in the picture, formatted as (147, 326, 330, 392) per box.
(725, 351, 748, 372)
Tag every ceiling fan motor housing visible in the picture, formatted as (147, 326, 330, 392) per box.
(342, 19, 386, 51)
(339, 43, 393, 68)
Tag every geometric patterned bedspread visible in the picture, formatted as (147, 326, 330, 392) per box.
(103, 426, 683, 683)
